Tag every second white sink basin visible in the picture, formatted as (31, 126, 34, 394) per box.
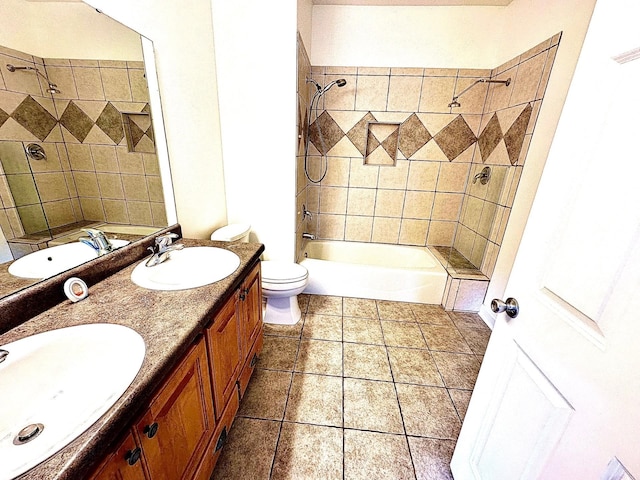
(0, 323, 145, 479)
(8, 239, 130, 280)
(130, 246, 240, 291)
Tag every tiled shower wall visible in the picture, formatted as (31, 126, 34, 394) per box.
(0, 44, 166, 248)
(296, 33, 560, 278)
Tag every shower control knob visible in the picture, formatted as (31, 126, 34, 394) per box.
(491, 297, 520, 318)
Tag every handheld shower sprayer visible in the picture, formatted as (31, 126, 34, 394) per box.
(6, 64, 61, 94)
(304, 77, 348, 183)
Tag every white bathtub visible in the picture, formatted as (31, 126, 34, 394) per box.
(300, 240, 447, 304)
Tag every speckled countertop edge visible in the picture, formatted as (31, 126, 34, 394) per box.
(4, 238, 264, 480)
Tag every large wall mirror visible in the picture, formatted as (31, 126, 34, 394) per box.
(0, 0, 176, 298)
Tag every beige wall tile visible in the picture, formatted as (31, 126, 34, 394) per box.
(358, 67, 389, 75)
(323, 75, 356, 110)
(46, 66, 78, 100)
(100, 68, 132, 102)
(407, 161, 439, 191)
(420, 77, 456, 114)
(399, 218, 429, 245)
(320, 186, 348, 214)
(372, 217, 400, 243)
(91, 145, 119, 173)
(347, 188, 376, 216)
(64, 172, 77, 197)
(96, 173, 124, 199)
(454, 279, 488, 311)
(103, 199, 129, 223)
(454, 225, 475, 261)
(378, 160, 409, 189)
(42, 199, 75, 228)
(510, 53, 546, 106)
(537, 46, 558, 100)
(374, 189, 405, 217)
(470, 235, 487, 267)
(122, 174, 149, 201)
(461, 195, 483, 230)
(116, 147, 144, 174)
(355, 76, 389, 111)
(322, 157, 350, 186)
(318, 213, 345, 240)
(150, 202, 167, 226)
(477, 202, 497, 238)
(146, 176, 165, 203)
(432, 193, 463, 221)
(34, 172, 69, 202)
(73, 171, 99, 197)
(345, 215, 373, 242)
(427, 221, 456, 246)
(143, 153, 160, 175)
(18, 204, 47, 233)
(437, 162, 470, 193)
(403, 190, 434, 219)
(66, 144, 94, 171)
(453, 77, 489, 114)
(487, 69, 515, 112)
(28, 143, 62, 173)
(73, 67, 105, 100)
(388, 76, 422, 112)
(128, 68, 150, 103)
(127, 201, 153, 225)
(349, 160, 379, 188)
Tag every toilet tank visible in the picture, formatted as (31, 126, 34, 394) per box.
(210, 223, 251, 242)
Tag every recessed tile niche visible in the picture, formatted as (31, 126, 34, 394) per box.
(122, 112, 155, 153)
(365, 122, 400, 166)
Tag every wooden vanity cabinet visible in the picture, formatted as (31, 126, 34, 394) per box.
(91, 339, 214, 480)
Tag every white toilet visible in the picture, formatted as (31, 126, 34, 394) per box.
(210, 223, 252, 243)
(261, 261, 308, 325)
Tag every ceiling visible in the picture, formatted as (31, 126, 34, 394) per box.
(313, 0, 513, 5)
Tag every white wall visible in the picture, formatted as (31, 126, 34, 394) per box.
(0, 0, 141, 60)
(211, 0, 297, 261)
(310, 0, 596, 318)
(84, 0, 227, 240)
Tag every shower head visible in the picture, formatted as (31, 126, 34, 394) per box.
(319, 78, 347, 95)
(448, 98, 461, 109)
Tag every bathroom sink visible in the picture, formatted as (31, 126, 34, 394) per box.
(0, 323, 145, 479)
(8, 239, 130, 280)
(130, 246, 241, 291)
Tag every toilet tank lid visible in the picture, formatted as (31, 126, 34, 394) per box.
(210, 223, 251, 241)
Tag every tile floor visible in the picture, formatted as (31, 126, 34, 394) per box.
(212, 294, 491, 480)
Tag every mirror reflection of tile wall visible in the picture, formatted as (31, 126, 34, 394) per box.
(0, 44, 166, 249)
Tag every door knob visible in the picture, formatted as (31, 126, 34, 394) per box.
(491, 297, 519, 318)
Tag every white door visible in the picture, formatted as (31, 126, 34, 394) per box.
(451, 1, 640, 478)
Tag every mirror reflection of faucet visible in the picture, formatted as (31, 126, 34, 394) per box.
(79, 228, 113, 256)
(302, 233, 316, 240)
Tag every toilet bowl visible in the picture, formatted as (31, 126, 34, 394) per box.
(210, 223, 251, 242)
(262, 261, 308, 325)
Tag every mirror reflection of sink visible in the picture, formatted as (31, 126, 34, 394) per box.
(8, 239, 130, 280)
(130, 246, 240, 291)
(0, 323, 145, 480)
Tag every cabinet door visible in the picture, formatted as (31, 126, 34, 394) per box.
(135, 339, 214, 480)
(239, 262, 263, 357)
(206, 293, 242, 419)
(90, 432, 146, 480)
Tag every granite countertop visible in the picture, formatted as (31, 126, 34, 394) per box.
(2, 238, 264, 480)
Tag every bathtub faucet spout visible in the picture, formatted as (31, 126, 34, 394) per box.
(302, 233, 316, 240)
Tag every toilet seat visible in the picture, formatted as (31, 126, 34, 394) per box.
(261, 261, 308, 284)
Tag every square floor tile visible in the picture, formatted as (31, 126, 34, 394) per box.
(344, 343, 393, 381)
(396, 383, 461, 439)
(448, 388, 472, 421)
(344, 429, 415, 480)
(457, 325, 491, 355)
(344, 378, 404, 434)
(258, 336, 299, 371)
(448, 311, 489, 330)
(307, 294, 343, 315)
(387, 346, 443, 386)
(377, 300, 416, 322)
(302, 313, 343, 341)
(343, 317, 384, 345)
(295, 339, 342, 376)
(411, 304, 454, 326)
(432, 351, 481, 389)
(212, 417, 280, 480)
(272, 423, 343, 479)
(298, 293, 311, 313)
(263, 317, 304, 338)
(419, 324, 473, 353)
(237, 369, 292, 420)
(343, 297, 378, 318)
(408, 436, 455, 480)
(381, 321, 427, 348)
(284, 373, 343, 427)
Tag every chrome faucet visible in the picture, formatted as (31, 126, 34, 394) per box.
(473, 166, 491, 185)
(302, 233, 316, 240)
(79, 228, 113, 256)
(145, 232, 184, 267)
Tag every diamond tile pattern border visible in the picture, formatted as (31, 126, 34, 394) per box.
(0, 94, 151, 147)
(477, 103, 532, 165)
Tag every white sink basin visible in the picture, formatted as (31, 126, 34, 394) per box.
(8, 239, 130, 280)
(130, 246, 240, 291)
(0, 323, 145, 479)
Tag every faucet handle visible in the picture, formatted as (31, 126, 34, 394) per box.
(155, 232, 179, 246)
(81, 228, 103, 238)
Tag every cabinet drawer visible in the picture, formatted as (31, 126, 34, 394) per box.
(237, 330, 263, 398)
(191, 388, 239, 480)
